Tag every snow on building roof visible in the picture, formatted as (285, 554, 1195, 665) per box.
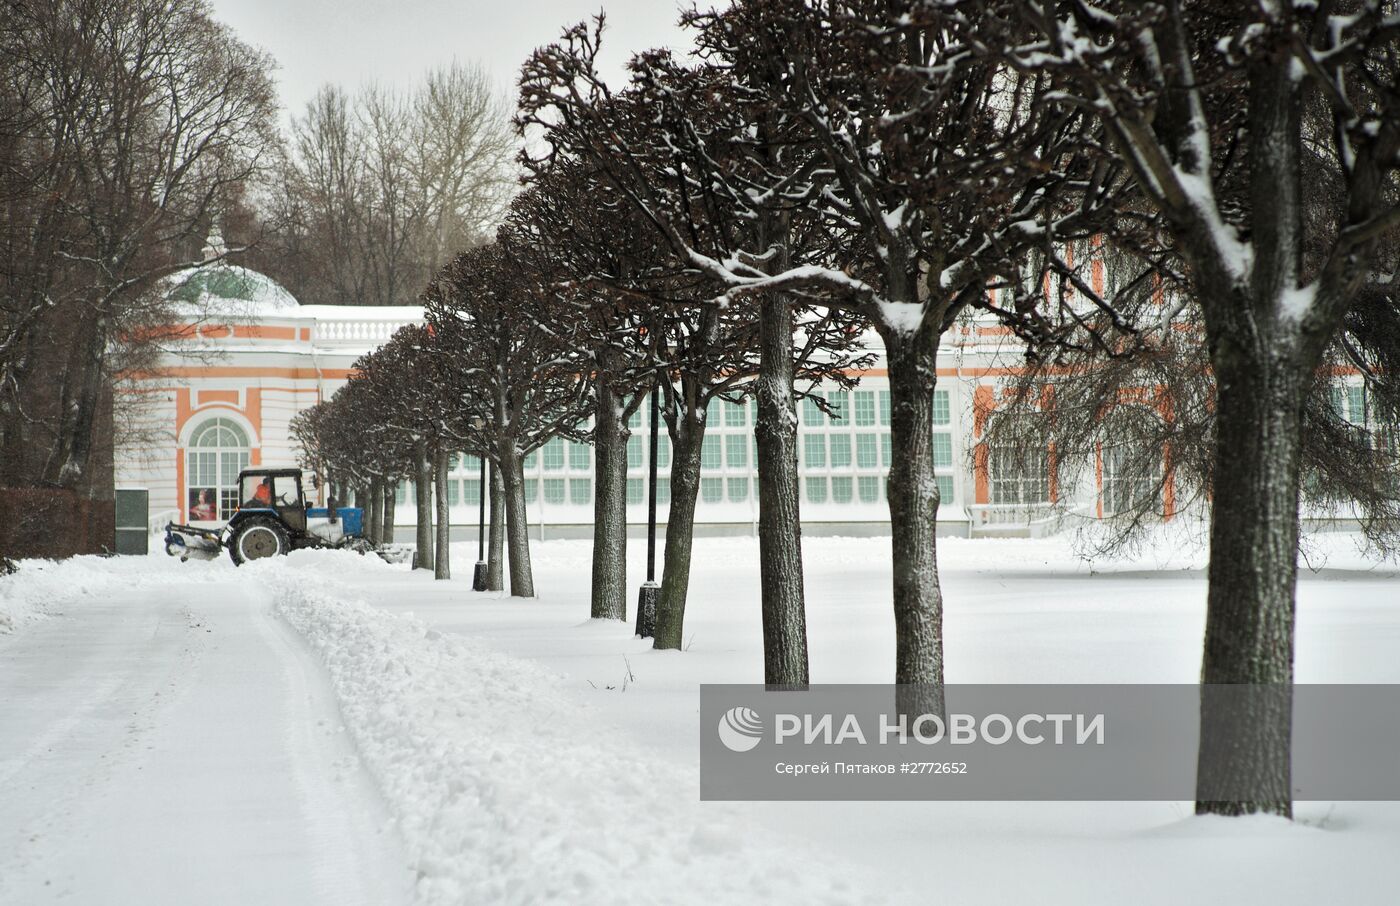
(166, 262, 300, 319)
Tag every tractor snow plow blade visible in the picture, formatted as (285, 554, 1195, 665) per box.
(164, 523, 223, 561)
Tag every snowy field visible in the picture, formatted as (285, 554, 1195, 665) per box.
(2, 531, 1398, 905)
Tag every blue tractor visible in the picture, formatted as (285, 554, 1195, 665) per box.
(164, 467, 378, 565)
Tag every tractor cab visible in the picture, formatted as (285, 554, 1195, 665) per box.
(236, 468, 308, 532)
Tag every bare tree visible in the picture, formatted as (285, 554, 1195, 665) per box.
(984, 0, 1400, 817)
(271, 63, 517, 310)
(411, 63, 518, 264)
(511, 147, 872, 647)
(422, 241, 593, 597)
(521, 5, 1121, 698)
(0, 0, 278, 507)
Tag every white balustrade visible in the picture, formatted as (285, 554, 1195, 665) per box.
(310, 318, 420, 345)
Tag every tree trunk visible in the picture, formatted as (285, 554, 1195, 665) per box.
(367, 476, 383, 546)
(382, 481, 396, 543)
(754, 293, 809, 685)
(591, 375, 629, 621)
(488, 460, 505, 591)
(434, 449, 450, 580)
(1195, 348, 1304, 818)
(414, 445, 433, 571)
(654, 409, 705, 650)
(43, 310, 108, 489)
(882, 327, 946, 717)
(497, 441, 535, 597)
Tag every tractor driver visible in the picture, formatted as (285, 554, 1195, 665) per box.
(247, 477, 273, 508)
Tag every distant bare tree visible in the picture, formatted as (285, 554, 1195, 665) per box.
(0, 0, 279, 499)
(267, 62, 516, 309)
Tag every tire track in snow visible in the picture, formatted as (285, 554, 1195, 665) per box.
(249, 581, 416, 905)
(0, 562, 414, 905)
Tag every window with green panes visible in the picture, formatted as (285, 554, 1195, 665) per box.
(726, 434, 748, 468)
(701, 477, 723, 503)
(933, 389, 951, 425)
(828, 391, 848, 423)
(1329, 385, 1347, 419)
(829, 434, 851, 467)
(543, 478, 565, 504)
(804, 433, 826, 467)
(463, 478, 481, 506)
(802, 393, 825, 425)
(881, 433, 892, 466)
(706, 398, 720, 424)
(831, 476, 853, 503)
(806, 476, 828, 503)
(856, 434, 879, 468)
(858, 475, 882, 503)
(628, 407, 643, 429)
(727, 477, 749, 502)
(656, 478, 671, 505)
(936, 475, 954, 503)
(854, 391, 876, 426)
(570, 478, 591, 505)
(932, 433, 953, 468)
(879, 390, 891, 425)
(701, 435, 721, 469)
(724, 399, 747, 427)
(541, 437, 564, 470)
(627, 478, 644, 505)
(462, 454, 480, 472)
(627, 435, 643, 469)
(656, 435, 671, 469)
(395, 482, 410, 506)
(447, 480, 461, 506)
(524, 480, 539, 504)
(568, 440, 591, 471)
(524, 449, 537, 470)
(1331, 384, 1367, 424)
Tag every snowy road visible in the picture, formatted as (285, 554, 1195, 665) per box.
(2, 534, 1398, 905)
(0, 565, 412, 905)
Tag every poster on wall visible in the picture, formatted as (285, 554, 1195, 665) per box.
(188, 487, 218, 521)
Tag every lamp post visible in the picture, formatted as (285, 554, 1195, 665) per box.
(472, 416, 489, 592)
(635, 381, 660, 638)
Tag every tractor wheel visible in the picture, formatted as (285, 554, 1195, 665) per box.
(230, 518, 290, 565)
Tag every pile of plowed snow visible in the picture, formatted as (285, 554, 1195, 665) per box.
(249, 560, 883, 906)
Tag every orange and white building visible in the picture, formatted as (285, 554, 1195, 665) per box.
(129, 240, 1382, 539)
(114, 248, 422, 531)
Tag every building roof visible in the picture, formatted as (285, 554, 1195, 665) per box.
(163, 225, 301, 319)
(166, 262, 301, 318)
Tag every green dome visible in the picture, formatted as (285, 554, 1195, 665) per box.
(167, 263, 299, 313)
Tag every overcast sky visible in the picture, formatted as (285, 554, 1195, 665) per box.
(210, 0, 693, 123)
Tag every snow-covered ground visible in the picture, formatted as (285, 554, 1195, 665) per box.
(0, 556, 412, 905)
(2, 531, 1397, 904)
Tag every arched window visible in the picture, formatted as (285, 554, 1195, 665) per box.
(187, 416, 249, 521)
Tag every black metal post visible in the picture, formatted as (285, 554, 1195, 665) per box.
(635, 383, 661, 637)
(472, 453, 489, 591)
